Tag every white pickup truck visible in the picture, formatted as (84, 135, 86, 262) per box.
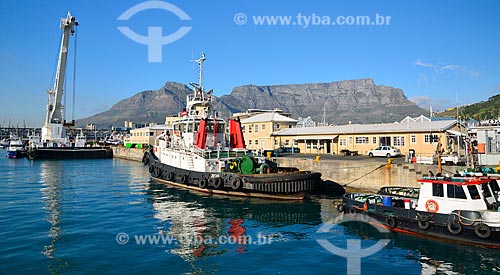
(440, 154, 467, 166)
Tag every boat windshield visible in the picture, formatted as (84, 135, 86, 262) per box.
(467, 185, 481, 200)
(482, 182, 493, 198)
(447, 184, 467, 199)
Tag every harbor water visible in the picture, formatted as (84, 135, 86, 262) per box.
(1, 152, 500, 274)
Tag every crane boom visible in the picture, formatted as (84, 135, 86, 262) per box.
(46, 11, 78, 125)
(42, 12, 78, 143)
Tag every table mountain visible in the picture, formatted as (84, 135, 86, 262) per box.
(221, 78, 426, 125)
(77, 78, 426, 128)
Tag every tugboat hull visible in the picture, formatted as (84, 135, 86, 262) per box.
(342, 194, 500, 249)
(145, 152, 321, 200)
(27, 147, 113, 160)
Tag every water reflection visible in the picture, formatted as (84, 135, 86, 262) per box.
(39, 161, 68, 274)
(342, 221, 500, 274)
(146, 181, 322, 261)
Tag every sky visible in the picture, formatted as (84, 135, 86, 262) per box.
(0, 0, 499, 127)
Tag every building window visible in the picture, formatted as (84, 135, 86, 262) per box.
(255, 140, 258, 145)
(339, 139, 347, 146)
(411, 135, 416, 143)
(254, 124, 258, 133)
(487, 134, 500, 153)
(285, 139, 290, 146)
(242, 126, 245, 133)
(425, 134, 438, 143)
(149, 132, 154, 136)
(274, 139, 278, 146)
(275, 123, 280, 130)
(372, 137, 377, 144)
(348, 137, 353, 144)
(293, 140, 298, 146)
(306, 140, 311, 149)
(288, 124, 292, 128)
(248, 125, 252, 133)
(262, 124, 266, 130)
(312, 140, 317, 149)
(393, 136, 405, 147)
(355, 137, 369, 144)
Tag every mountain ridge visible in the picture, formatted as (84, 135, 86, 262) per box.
(77, 78, 427, 128)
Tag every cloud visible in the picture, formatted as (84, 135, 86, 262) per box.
(409, 96, 431, 106)
(439, 64, 463, 72)
(409, 96, 453, 112)
(469, 70, 482, 77)
(414, 59, 434, 68)
(413, 59, 482, 79)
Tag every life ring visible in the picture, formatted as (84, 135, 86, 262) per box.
(155, 168, 162, 178)
(213, 178, 223, 189)
(386, 216, 397, 228)
(178, 175, 187, 184)
(474, 223, 491, 239)
(142, 154, 148, 165)
(198, 178, 208, 189)
(425, 200, 439, 213)
(447, 217, 462, 235)
(174, 130, 180, 136)
(230, 177, 242, 190)
(148, 165, 155, 173)
(165, 171, 174, 181)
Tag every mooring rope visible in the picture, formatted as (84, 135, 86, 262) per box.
(341, 164, 386, 187)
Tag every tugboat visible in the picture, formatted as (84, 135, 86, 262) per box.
(143, 53, 322, 200)
(27, 12, 112, 160)
(341, 176, 500, 248)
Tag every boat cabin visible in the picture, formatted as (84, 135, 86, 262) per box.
(171, 116, 226, 150)
(415, 177, 499, 214)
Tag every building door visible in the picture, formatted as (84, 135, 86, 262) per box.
(326, 140, 331, 154)
(380, 136, 391, 146)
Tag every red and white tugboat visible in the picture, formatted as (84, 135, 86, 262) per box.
(143, 53, 322, 200)
(342, 176, 500, 248)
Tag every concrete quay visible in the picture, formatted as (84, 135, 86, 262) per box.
(112, 147, 145, 162)
(276, 154, 462, 192)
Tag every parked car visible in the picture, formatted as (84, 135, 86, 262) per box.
(367, 146, 401, 158)
(281, 147, 300, 153)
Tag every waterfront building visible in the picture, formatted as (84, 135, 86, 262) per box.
(272, 116, 466, 158)
(240, 112, 298, 151)
(468, 123, 500, 165)
(124, 124, 169, 148)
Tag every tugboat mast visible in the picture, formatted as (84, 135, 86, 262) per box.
(191, 52, 206, 100)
